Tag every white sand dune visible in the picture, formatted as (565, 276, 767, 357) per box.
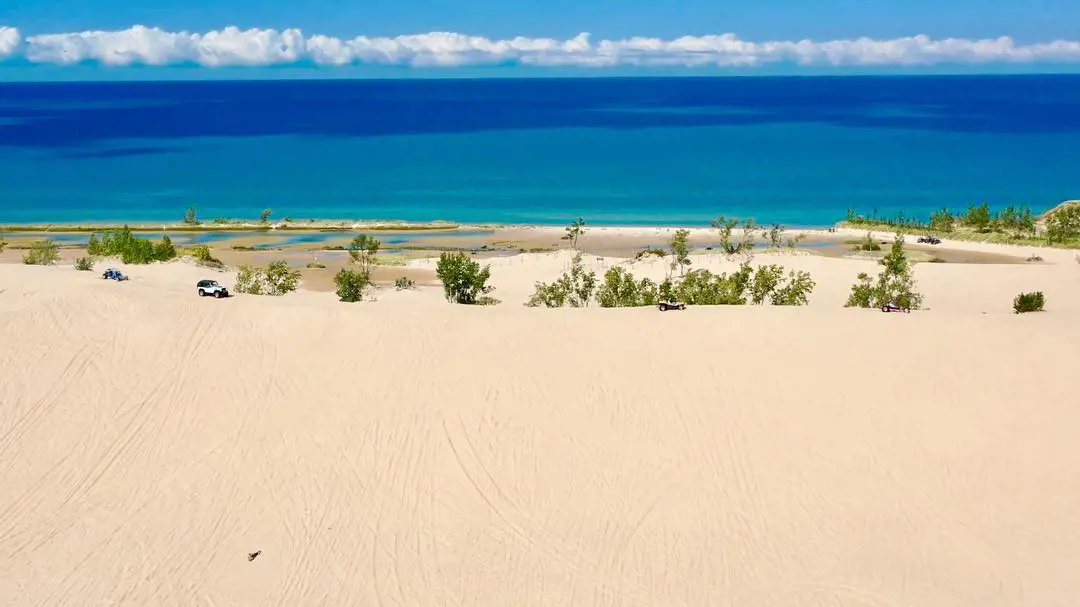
(2, 247, 1080, 606)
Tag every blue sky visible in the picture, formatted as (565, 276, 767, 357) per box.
(2, 0, 1080, 78)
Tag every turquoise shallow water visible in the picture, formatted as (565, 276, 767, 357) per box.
(2, 76, 1079, 226)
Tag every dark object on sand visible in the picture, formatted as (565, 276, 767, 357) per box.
(102, 268, 128, 281)
(917, 235, 941, 245)
(247, 551, 261, 562)
(658, 301, 687, 312)
(881, 302, 911, 313)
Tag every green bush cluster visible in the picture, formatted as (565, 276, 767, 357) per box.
(22, 239, 60, 265)
(527, 253, 598, 307)
(1013, 291, 1045, 314)
(595, 266, 661, 307)
(190, 244, 223, 268)
(592, 262, 815, 308)
(234, 261, 301, 296)
(74, 256, 94, 271)
(334, 268, 370, 302)
(394, 276, 416, 290)
(1045, 205, 1080, 245)
(845, 233, 923, 310)
(87, 228, 176, 264)
(435, 252, 498, 305)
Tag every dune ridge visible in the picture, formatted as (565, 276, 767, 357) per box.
(2, 244, 1079, 606)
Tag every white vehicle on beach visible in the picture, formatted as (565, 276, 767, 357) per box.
(196, 279, 230, 298)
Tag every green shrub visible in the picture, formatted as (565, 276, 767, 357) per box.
(1045, 204, 1080, 244)
(435, 251, 498, 305)
(190, 244, 223, 269)
(394, 276, 416, 290)
(259, 208, 272, 224)
(74, 256, 94, 271)
(234, 261, 301, 296)
(846, 233, 923, 310)
(306, 261, 326, 269)
(750, 264, 784, 304)
(763, 223, 784, 248)
(1013, 291, 1045, 314)
(183, 206, 198, 225)
(771, 270, 816, 306)
(852, 232, 882, 252)
(0, 232, 7, 253)
(928, 207, 955, 232)
(334, 268, 370, 302)
(595, 266, 659, 307)
(86, 227, 176, 264)
(673, 267, 750, 305)
(235, 265, 263, 295)
(22, 239, 60, 265)
(634, 247, 666, 261)
(527, 253, 597, 307)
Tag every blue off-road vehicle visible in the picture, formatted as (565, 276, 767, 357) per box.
(102, 268, 128, 281)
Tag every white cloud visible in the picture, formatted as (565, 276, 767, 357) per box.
(0, 26, 21, 60)
(3, 25, 1080, 68)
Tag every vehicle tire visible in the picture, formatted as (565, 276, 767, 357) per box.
(198, 289, 206, 297)
(881, 305, 889, 312)
(659, 303, 668, 311)
(215, 290, 224, 298)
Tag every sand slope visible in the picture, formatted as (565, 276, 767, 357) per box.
(2, 254, 1080, 606)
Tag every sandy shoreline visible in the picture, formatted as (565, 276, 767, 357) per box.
(2, 231, 1080, 605)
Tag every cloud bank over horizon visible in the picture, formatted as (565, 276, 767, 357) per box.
(1, 25, 1080, 69)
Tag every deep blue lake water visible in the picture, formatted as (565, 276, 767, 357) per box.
(2, 75, 1079, 226)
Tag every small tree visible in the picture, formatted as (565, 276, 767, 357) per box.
(785, 232, 806, 249)
(738, 219, 758, 253)
(22, 239, 60, 265)
(435, 252, 498, 305)
(74, 256, 94, 271)
(153, 235, 176, 260)
(259, 208, 272, 224)
(1013, 291, 1045, 314)
(394, 276, 416, 290)
(183, 206, 198, 225)
(929, 208, 955, 232)
(710, 215, 740, 254)
(669, 229, 692, 277)
(334, 268, 370, 302)
(347, 235, 381, 277)
(0, 232, 7, 253)
(762, 223, 784, 249)
(963, 203, 992, 231)
(845, 232, 923, 310)
(561, 218, 587, 251)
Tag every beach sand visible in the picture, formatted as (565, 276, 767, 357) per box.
(2, 234, 1079, 606)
